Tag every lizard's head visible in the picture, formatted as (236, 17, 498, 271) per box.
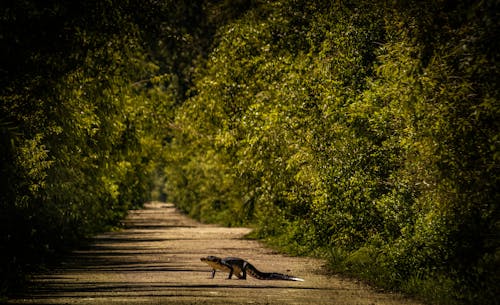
(200, 255, 221, 263)
(201, 255, 228, 271)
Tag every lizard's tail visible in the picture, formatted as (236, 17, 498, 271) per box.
(267, 273, 305, 282)
(247, 263, 304, 281)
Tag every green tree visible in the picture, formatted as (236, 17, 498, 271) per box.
(163, 1, 499, 304)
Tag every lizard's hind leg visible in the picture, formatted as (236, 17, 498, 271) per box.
(227, 267, 235, 279)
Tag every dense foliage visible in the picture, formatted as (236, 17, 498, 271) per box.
(0, 0, 212, 294)
(165, 1, 499, 304)
(1, 1, 498, 304)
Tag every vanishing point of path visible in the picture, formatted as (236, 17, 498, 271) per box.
(8, 202, 423, 305)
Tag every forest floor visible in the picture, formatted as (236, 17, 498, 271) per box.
(7, 202, 424, 305)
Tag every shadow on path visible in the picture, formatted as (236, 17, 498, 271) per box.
(7, 202, 423, 305)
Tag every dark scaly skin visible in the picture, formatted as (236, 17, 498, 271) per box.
(200, 256, 304, 281)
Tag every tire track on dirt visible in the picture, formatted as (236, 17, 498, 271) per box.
(8, 202, 422, 305)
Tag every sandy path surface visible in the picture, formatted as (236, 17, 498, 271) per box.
(8, 202, 423, 305)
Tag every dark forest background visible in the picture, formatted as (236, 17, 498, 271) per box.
(1, 1, 498, 304)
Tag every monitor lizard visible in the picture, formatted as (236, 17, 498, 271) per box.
(200, 255, 304, 281)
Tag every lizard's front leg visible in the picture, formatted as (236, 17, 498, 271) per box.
(211, 269, 216, 279)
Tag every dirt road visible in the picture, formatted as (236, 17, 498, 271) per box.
(8, 202, 423, 305)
